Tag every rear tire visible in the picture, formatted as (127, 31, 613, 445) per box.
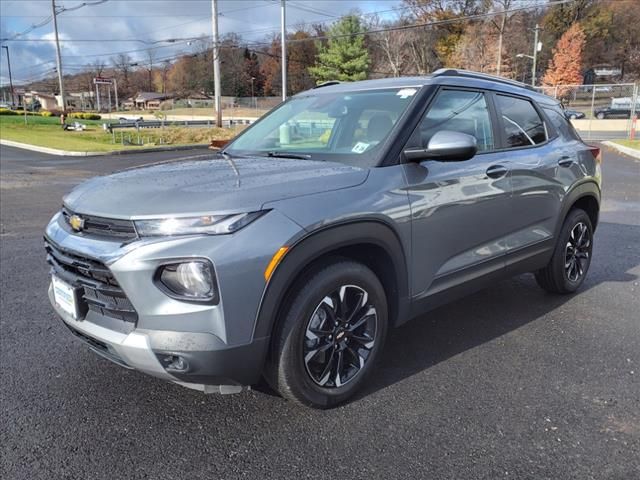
(266, 259, 388, 409)
(535, 209, 593, 294)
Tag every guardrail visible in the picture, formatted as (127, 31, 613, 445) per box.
(104, 118, 255, 132)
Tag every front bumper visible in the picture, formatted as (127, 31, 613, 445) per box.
(45, 209, 302, 392)
(49, 286, 269, 392)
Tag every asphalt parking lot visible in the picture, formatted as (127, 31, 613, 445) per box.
(1, 144, 638, 479)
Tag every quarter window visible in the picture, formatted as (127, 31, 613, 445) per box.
(410, 89, 495, 152)
(496, 95, 547, 147)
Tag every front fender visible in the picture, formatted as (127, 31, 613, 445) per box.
(252, 220, 410, 340)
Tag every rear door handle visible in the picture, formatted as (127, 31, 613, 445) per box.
(558, 155, 574, 167)
(486, 165, 508, 179)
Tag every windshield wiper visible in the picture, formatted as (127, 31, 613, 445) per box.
(266, 151, 312, 160)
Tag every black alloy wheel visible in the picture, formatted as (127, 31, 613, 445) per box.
(303, 285, 377, 388)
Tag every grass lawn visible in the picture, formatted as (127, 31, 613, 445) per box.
(611, 139, 640, 150)
(0, 115, 238, 152)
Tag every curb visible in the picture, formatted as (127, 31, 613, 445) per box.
(0, 139, 210, 157)
(602, 141, 640, 160)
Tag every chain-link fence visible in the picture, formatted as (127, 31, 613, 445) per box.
(536, 83, 639, 140)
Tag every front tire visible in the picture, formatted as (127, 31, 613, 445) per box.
(535, 209, 594, 294)
(266, 260, 388, 408)
(596, 112, 606, 119)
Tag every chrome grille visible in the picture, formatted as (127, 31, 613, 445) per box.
(62, 207, 137, 240)
(45, 239, 138, 323)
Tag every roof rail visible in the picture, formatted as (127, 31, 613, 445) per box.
(314, 80, 341, 89)
(432, 69, 535, 91)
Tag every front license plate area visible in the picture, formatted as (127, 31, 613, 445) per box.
(52, 275, 80, 319)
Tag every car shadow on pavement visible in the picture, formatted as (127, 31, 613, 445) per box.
(358, 221, 640, 400)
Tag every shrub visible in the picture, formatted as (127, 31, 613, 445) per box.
(68, 112, 101, 120)
(0, 108, 18, 115)
(41, 110, 54, 117)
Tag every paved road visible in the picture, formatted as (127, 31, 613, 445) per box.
(1, 145, 639, 479)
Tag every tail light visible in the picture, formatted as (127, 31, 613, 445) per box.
(587, 145, 601, 164)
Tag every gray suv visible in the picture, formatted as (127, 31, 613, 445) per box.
(45, 69, 601, 408)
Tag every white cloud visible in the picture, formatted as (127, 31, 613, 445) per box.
(1, 0, 402, 84)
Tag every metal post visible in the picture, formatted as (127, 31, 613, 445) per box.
(1, 46, 15, 108)
(281, 0, 287, 101)
(211, 0, 222, 128)
(532, 23, 539, 87)
(629, 83, 638, 139)
(587, 85, 596, 141)
(108, 87, 112, 113)
(114, 78, 119, 112)
(95, 83, 100, 112)
(52, 0, 66, 112)
(251, 76, 256, 115)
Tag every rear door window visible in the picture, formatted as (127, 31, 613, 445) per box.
(495, 95, 547, 148)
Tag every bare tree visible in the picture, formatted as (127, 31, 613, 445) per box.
(112, 53, 133, 98)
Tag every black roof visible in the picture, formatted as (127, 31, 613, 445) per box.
(297, 69, 558, 106)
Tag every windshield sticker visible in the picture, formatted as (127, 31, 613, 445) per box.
(397, 88, 417, 99)
(352, 142, 370, 154)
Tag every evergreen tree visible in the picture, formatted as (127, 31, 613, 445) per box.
(309, 15, 370, 82)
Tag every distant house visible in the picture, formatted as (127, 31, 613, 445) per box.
(176, 92, 213, 108)
(124, 92, 174, 110)
(23, 92, 58, 111)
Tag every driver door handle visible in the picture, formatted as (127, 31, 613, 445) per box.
(486, 165, 508, 179)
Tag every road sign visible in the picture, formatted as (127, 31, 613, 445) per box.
(93, 77, 113, 85)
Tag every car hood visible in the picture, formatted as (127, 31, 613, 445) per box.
(63, 155, 368, 219)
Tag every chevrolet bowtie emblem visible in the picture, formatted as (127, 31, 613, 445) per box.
(69, 214, 85, 232)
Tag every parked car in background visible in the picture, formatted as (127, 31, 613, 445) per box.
(45, 69, 602, 408)
(594, 97, 640, 119)
(564, 109, 585, 120)
(119, 116, 144, 123)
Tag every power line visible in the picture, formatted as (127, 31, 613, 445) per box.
(7, 0, 571, 84)
(1, 0, 110, 42)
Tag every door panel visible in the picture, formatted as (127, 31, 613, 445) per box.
(403, 155, 512, 299)
(492, 95, 569, 261)
(402, 88, 511, 299)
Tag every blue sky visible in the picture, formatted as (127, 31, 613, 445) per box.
(0, 0, 403, 85)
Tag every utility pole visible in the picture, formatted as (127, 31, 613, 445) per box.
(211, 0, 222, 127)
(51, 0, 66, 112)
(1, 46, 15, 108)
(531, 23, 540, 87)
(280, 0, 287, 101)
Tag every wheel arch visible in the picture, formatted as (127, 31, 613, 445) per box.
(558, 182, 601, 235)
(252, 220, 410, 342)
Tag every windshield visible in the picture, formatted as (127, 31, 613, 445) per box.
(225, 87, 420, 167)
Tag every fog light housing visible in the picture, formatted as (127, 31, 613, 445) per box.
(156, 260, 218, 303)
(159, 354, 190, 373)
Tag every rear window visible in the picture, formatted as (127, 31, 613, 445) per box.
(544, 107, 582, 141)
(495, 95, 547, 148)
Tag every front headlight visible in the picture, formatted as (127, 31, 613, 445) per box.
(135, 211, 265, 236)
(156, 260, 218, 303)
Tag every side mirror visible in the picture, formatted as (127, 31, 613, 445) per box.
(404, 130, 478, 162)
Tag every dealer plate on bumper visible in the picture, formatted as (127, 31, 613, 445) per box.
(52, 275, 79, 319)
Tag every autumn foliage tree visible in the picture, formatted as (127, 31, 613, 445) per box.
(543, 23, 586, 92)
